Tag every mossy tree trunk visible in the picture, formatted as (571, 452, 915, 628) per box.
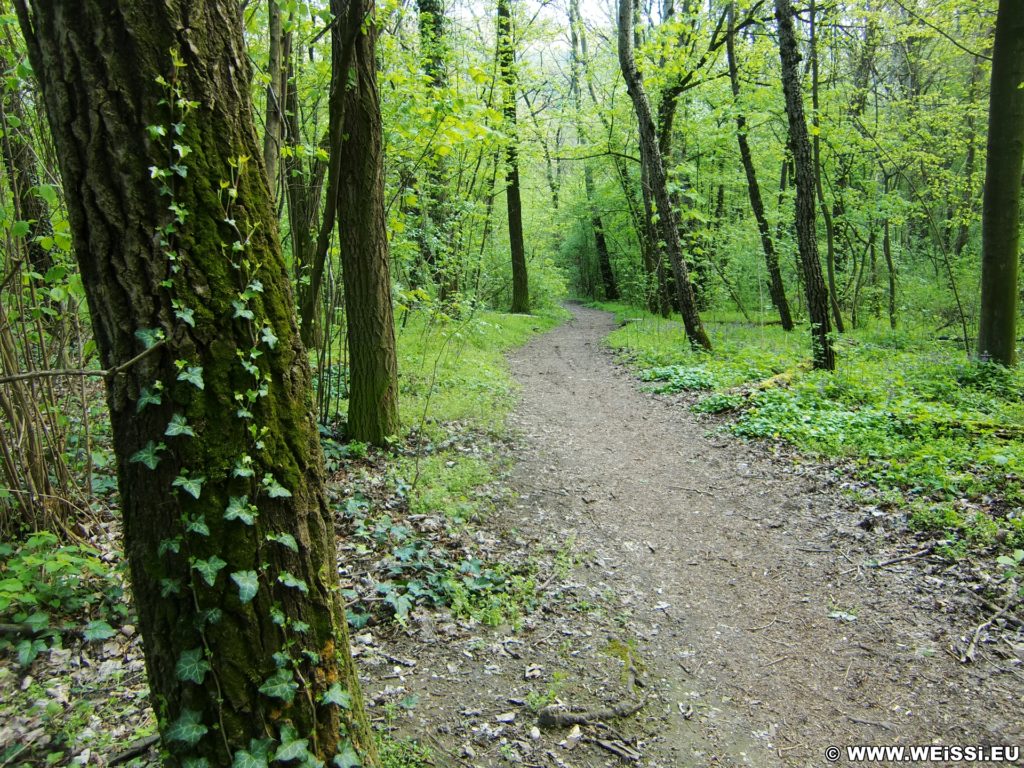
(977, 0, 1024, 367)
(13, 1, 378, 765)
(617, 0, 710, 350)
(774, 0, 835, 370)
(335, 0, 400, 445)
(497, 0, 529, 314)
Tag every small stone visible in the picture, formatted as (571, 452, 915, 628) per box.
(529, 726, 541, 740)
(496, 711, 516, 723)
(120, 624, 136, 638)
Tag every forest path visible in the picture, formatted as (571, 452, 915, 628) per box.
(501, 303, 1020, 766)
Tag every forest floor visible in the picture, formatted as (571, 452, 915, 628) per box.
(369, 303, 1023, 767)
(4, 304, 1023, 768)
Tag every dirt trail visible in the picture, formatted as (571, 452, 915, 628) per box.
(377, 304, 1021, 767)
(501, 304, 1021, 765)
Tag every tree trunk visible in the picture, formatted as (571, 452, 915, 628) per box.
(569, 0, 617, 301)
(617, 0, 710, 349)
(497, 0, 529, 313)
(977, 0, 1024, 366)
(262, 0, 287, 201)
(13, 1, 379, 764)
(725, 3, 792, 330)
(336, 0, 400, 444)
(774, 0, 834, 370)
(808, 0, 845, 334)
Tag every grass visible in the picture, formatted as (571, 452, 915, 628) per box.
(595, 301, 1024, 552)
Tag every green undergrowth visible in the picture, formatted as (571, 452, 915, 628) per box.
(332, 306, 563, 630)
(396, 307, 567, 436)
(596, 301, 1024, 553)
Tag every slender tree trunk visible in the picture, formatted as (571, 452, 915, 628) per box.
(617, 0, 710, 349)
(774, 0, 834, 370)
(336, 0, 400, 443)
(262, 0, 286, 201)
(569, 0, 617, 301)
(497, 0, 529, 313)
(809, 0, 845, 333)
(884, 216, 897, 330)
(13, 1, 378, 764)
(977, 0, 1024, 365)
(726, 3, 792, 330)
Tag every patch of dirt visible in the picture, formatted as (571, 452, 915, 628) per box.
(370, 304, 1023, 766)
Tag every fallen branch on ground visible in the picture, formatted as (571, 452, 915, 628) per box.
(537, 699, 645, 728)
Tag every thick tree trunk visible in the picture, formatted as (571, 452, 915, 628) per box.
(617, 0, 710, 349)
(14, 1, 378, 765)
(774, 0, 834, 370)
(336, 0, 400, 444)
(977, 0, 1024, 366)
(497, 0, 529, 313)
(725, 3, 792, 330)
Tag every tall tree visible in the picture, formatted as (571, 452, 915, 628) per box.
(13, 1, 378, 764)
(497, 0, 529, 313)
(977, 0, 1024, 366)
(335, 0, 400, 443)
(569, 0, 617, 301)
(774, 0, 835, 370)
(617, 0, 710, 349)
(725, 2, 792, 330)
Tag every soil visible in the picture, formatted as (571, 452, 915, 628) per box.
(370, 304, 1024, 767)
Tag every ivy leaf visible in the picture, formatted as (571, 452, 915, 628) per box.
(130, 440, 165, 470)
(165, 708, 208, 746)
(232, 300, 255, 320)
(137, 386, 163, 412)
(173, 473, 205, 499)
(231, 750, 268, 768)
(166, 413, 196, 437)
(182, 760, 211, 768)
(267, 532, 298, 552)
(135, 327, 163, 349)
(273, 737, 310, 763)
(261, 326, 278, 349)
(332, 741, 361, 768)
(177, 365, 205, 390)
(258, 668, 297, 703)
(160, 578, 182, 597)
(262, 474, 292, 498)
(233, 456, 255, 478)
(224, 496, 257, 525)
(231, 570, 259, 604)
(174, 306, 196, 327)
(278, 572, 308, 594)
(83, 620, 115, 642)
(186, 515, 210, 537)
(192, 555, 227, 587)
(175, 647, 212, 684)
(321, 683, 352, 709)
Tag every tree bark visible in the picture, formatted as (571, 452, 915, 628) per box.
(13, 1, 378, 764)
(617, 0, 710, 349)
(725, 3, 792, 330)
(774, 0, 834, 370)
(497, 0, 529, 313)
(977, 0, 1024, 366)
(262, 0, 287, 201)
(336, 0, 400, 444)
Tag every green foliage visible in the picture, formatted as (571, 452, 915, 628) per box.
(639, 364, 717, 393)
(605, 307, 1024, 552)
(0, 532, 124, 663)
